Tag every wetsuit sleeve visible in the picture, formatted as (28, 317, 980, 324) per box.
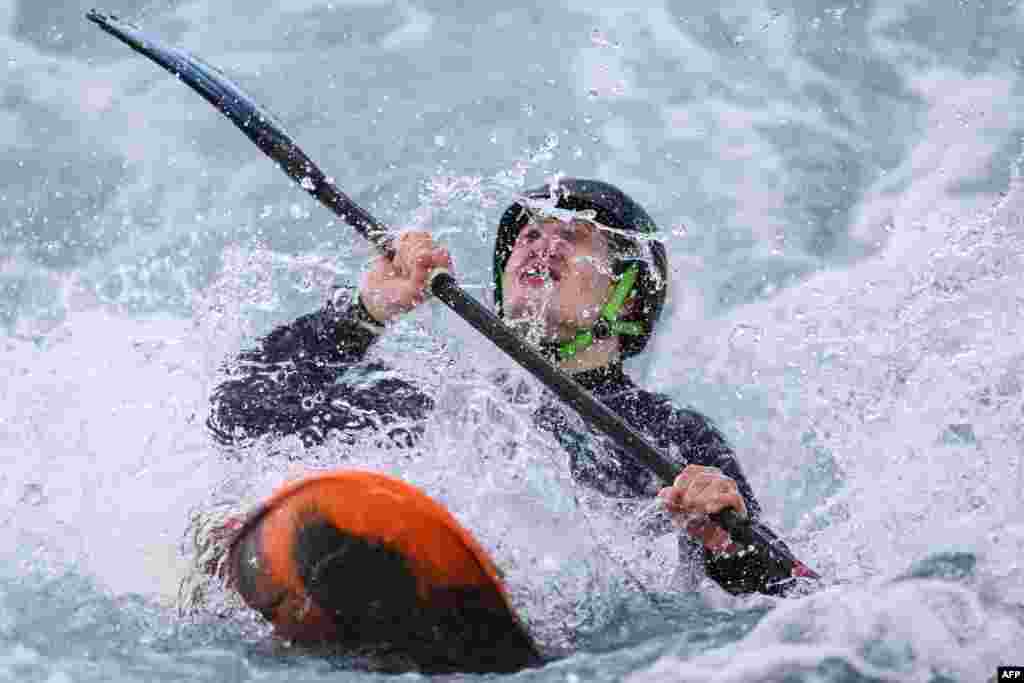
(662, 408, 815, 597)
(207, 287, 432, 448)
(700, 521, 819, 596)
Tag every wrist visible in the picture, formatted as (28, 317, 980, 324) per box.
(359, 287, 410, 327)
(330, 287, 386, 336)
(705, 536, 740, 557)
(354, 294, 387, 333)
(685, 517, 736, 555)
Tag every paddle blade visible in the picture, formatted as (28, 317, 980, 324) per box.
(85, 9, 391, 249)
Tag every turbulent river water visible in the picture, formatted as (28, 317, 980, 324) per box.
(2, 1, 1024, 681)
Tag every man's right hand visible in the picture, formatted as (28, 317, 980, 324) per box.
(360, 231, 453, 324)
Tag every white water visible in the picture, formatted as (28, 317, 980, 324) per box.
(2, 0, 1024, 680)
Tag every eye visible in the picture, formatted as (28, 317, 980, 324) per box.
(522, 227, 542, 242)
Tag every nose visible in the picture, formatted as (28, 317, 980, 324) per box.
(527, 225, 571, 259)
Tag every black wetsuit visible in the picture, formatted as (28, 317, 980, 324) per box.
(208, 288, 803, 596)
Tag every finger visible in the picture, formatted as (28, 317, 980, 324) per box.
(672, 464, 721, 488)
(668, 470, 717, 513)
(695, 479, 748, 518)
(366, 254, 397, 282)
(681, 474, 717, 503)
(426, 248, 452, 274)
(394, 232, 435, 274)
(409, 252, 436, 290)
(665, 480, 716, 519)
(691, 473, 719, 493)
(416, 248, 455, 285)
(672, 465, 699, 489)
(432, 247, 453, 272)
(397, 242, 434, 278)
(396, 230, 433, 248)
(658, 486, 686, 510)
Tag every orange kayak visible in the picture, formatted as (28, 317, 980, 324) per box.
(224, 470, 540, 673)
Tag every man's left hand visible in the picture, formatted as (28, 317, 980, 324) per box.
(657, 464, 748, 554)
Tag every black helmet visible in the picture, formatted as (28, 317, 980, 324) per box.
(493, 178, 668, 358)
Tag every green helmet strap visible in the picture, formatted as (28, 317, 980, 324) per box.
(558, 264, 643, 361)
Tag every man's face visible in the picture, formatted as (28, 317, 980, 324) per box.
(500, 217, 615, 341)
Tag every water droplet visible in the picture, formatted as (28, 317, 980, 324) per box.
(434, 134, 446, 147)
(300, 176, 316, 191)
(729, 324, 763, 347)
(589, 29, 619, 49)
(20, 483, 45, 507)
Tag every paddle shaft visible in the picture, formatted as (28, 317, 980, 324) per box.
(86, 9, 807, 574)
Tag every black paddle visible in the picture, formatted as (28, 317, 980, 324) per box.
(86, 9, 816, 582)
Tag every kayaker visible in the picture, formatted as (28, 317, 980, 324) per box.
(208, 177, 817, 596)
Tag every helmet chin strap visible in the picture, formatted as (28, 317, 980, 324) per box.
(557, 264, 643, 362)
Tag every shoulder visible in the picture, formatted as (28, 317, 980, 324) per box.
(605, 387, 725, 440)
(606, 387, 741, 470)
(605, 378, 761, 513)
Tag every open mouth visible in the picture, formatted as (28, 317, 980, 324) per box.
(519, 263, 561, 285)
